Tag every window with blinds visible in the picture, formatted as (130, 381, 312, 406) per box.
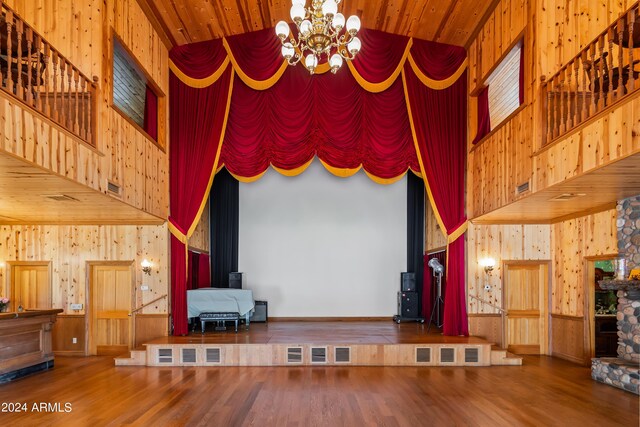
(486, 40, 522, 130)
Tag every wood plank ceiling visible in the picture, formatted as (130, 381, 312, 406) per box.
(147, 0, 497, 47)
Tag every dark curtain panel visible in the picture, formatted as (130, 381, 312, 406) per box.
(407, 172, 425, 315)
(187, 250, 199, 290)
(210, 168, 239, 288)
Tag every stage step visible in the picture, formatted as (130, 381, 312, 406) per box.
(490, 346, 523, 366)
(114, 349, 147, 366)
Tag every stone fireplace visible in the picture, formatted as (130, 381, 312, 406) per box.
(592, 281, 640, 394)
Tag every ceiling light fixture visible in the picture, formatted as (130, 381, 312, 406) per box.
(275, 0, 361, 74)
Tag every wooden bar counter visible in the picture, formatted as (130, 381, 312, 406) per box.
(0, 309, 63, 383)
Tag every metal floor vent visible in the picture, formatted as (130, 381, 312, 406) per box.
(440, 348, 455, 363)
(465, 348, 479, 363)
(311, 347, 327, 363)
(516, 181, 530, 194)
(181, 348, 196, 363)
(334, 347, 351, 363)
(416, 347, 431, 363)
(158, 348, 173, 363)
(107, 181, 122, 196)
(287, 347, 303, 364)
(206, 348, 221, 363)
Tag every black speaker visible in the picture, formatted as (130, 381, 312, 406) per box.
(398, 291, 418, 318)
(229, 272, 243, 289)
(401, 272, 415, 292)
(252, 301, 268, 322)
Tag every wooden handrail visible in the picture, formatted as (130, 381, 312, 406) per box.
(543, 2, 640, 146)
(468, 294, 506, 314)
(129, 294, 168, 316)
(0, 0, 96, 146)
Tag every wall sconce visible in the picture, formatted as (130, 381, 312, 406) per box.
(479, 257, 496, 274)
(141, 259, 152, 275)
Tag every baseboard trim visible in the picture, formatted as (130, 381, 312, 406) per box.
(53, 350, 86, 357)
(269, 317, 392, 322)
(552, 351, 585, 365)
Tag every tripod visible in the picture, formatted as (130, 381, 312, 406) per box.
(427, 271, 444, 332)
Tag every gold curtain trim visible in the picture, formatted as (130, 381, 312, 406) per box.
(410, 168, 422, 178)
(272, 158, 315, 176)
(168, 221, 188, 244)
(223, 37, 289, 90)
(185, 69, 236, 239)
(364, 169, 408, 185)
(229, 169, 268, 183)
(319, 158, 361, 177)
(347, 38, 413, 93)
(169, 57, 231, 88)
(407, 54, 468, 90)
(447, 221, 468, 244)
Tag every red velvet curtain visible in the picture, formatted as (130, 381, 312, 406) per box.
(169, 66, 232, 335)
(404, 39, 468, 336)
(198, 253, 210, 288)
(143, 84, 158, 140)
(472, 86, 490, 145)
(423, 251, 447, 323)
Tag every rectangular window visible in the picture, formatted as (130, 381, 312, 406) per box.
(485, 40, 522, 130)
(112, 38, 159, 143)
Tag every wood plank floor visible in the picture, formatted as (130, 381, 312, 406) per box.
(0, 355, 637, 426)
(156, 321, 488, 345)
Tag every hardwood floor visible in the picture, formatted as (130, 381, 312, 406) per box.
(0, 355, 637, 426)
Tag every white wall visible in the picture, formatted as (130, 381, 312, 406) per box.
(238, 160, 407, 317)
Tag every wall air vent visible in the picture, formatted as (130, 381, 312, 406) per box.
(550, 193, 586, 201)
(465, 348, 479, 363)
(516, 181, 530, 194)
(206, 348, 221, 363)
(311, 347, 327, 364)
(440, 348, 455, 363)
(107, 181, 122, 196)
(181, 348, 196, 363)
(43, 194, 79, 202)
(158, 348, 173, 363)
(416, 347, 431, 363)
(287, 347, 303, 364)
(334, 347, 351, 363)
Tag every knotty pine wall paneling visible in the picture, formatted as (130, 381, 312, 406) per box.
(189, 201, 210, 253)
(0, 225, 169, 316)
(467, 223, 551, 314)
(2, 0, 169, 220)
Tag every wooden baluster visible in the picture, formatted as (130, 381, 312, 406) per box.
(15, 19, 23, 100)
(598, 36, 606, 109)
(590, 44, 597, 115)
(6, 10, 13, 94)
(581, 52, 588, 120)
(607, 27, 615, 104)
(629, 9, 636, 93)
(574, 58, 581, 124)
(80, 78, 86, 139)
(58, 58, 65, 127)
(66, 61, 72, 129)
(34, 35, 42, 111)
(616, 20, 624, 99)
(88, 77, 98, 145)
(567, 61, 574, 130)
(74, 69, 80, 135)
(43, 44, 50, 116)
(52, 51, 58, 121)
(25, 28, 33, 106)
(546, 81, 553, 142)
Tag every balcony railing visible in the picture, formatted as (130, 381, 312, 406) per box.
(0, 0, 96, 146)
(543, 2, 640, 145)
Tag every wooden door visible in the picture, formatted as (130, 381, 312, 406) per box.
(89, 263, 133, 356)
(503, 262, 549, 355)
(10, 263, 51, 311)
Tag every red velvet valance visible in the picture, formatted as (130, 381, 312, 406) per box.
(169, 27, 469, 336)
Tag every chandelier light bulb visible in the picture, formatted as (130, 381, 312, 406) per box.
(346, 15, 361, 35)
(299, 19, 312, 37)
(332, 13, 345, 30)
(347, 36, 361, 55)
(292, 0, 305, 6)
(305, 53, 318, 72)
(281, 42, 295, 59)
(290, 4, 306, 22)
(322, 0, 338, 18)
(275, 21, 290, 39)
(329, 53, 343, 73)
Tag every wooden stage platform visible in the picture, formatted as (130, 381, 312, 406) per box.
(116, 321, 522, 367)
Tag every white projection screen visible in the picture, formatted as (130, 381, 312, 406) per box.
(238, 160, 407, 317)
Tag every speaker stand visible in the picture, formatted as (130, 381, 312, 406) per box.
(427, 272, 444, 333)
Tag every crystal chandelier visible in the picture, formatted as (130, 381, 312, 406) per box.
(275, 0, 361, 74)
